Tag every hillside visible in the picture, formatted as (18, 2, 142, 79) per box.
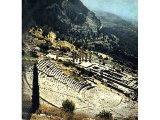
(22, 0, 101, 33)
(94, 11, 138, 57)
(92, 11, 138, 69)
(22, 1, 138, 119)
(23, 0, 138, 69)
(94, 11, 136, 29)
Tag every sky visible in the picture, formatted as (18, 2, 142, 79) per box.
(81, 0, 138, 21)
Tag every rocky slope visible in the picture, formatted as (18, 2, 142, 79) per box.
(93, 11, 138, 69)
(22, 0, 138, 69)
(94, 11, 138, 57)
(22, 0, 101, 32)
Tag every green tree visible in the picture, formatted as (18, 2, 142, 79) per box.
(32, 64, 39, 113)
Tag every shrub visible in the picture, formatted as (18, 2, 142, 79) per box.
(58, 59, 62, 62)
(121, 67, 125, 72)
(39, 43, 49, 52)
(104, 57, 108, 60)
(30, 51, 38, 58)
(80, 68, 93, 77)
(96, 110, 113, 120)
(62, 99, 75, 113)
(63, 61, 75, 67)
(60, 47, 70, 53)
(123, 116, 138, 120)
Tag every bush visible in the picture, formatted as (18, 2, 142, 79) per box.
(104, 57, 108, 60)
(79, 68, 93, 77)
(121, 67, 125, 72)
(58, 59, 62, 62)
(123, 116, 138, 120)
(30, 51, 38, 58)
(38, 43, 49, 52)
(62, 99, 75, 113)
(96, 110, 113, 120)
(60, 47, 70, 53)
(63, 61, 75, 67)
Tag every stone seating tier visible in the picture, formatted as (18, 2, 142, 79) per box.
(37, 60, 93, 93)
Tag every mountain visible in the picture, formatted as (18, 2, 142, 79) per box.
(22, 0, 101, 32)
(94, 11, 137, 29)
(22, 0, 138, 69)
(95, 12, 137, 54)
(92, 11, 138, 69)
(124, 18, 138, 27)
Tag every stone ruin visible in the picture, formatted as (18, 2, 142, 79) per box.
(37, 59, 94, 93)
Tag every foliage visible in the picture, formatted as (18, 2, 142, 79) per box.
(96, 110, 113, 120)
(98, 55, 103, 59)
(121, 67, 124, 72)
(58, 59, 62, 62)
(79, 68, 94, 77)
(123, 116, 138, 120)
(35, 39, 46, 46)
(32, 64, 39, 113)
(38, 43, 49, 52)
(104, 57, 108, 60)
(30, 51, 38, 58)
(22, 49, 25, 56)
(63, 61, 75, 67)
(62, 99, 75, 113)
(60, 47, 70, 53)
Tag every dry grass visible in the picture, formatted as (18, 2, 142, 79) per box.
(73, 112, 91, 120)
(30, 104, 64, 120)
(38, 104, 64, 117)
(30, 104, 96, 120)
(31, 114, 61, 120)
(122, 116, 138, 120)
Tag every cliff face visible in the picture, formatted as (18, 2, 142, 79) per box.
(22, 0, 101, 32)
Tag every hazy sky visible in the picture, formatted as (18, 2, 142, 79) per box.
(81, 0, 138, 21)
